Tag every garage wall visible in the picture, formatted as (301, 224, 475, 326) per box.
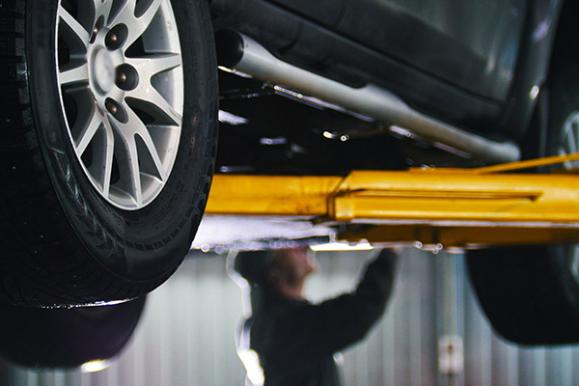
(2, 249, 578, 386)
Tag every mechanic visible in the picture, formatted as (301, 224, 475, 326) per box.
(233, 246, 398, 386)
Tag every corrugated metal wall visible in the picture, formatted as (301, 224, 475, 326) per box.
(1, 249, 578, 386)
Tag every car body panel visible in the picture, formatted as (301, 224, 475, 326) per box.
(271, 0, 526, 102)
(212, 0, 563, 142)
(267, 0, 348, 27)
(212, 0, 502, 136)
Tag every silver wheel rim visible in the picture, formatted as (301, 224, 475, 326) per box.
(559, 111, 579, 169)
(572, 249, 579, 284)
(56, 0, 184, 210)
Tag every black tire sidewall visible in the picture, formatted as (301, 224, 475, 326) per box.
(26, 0, 217, 281)
(0, 297, 146, 367)
(466, 62, 579, 344)
(544, 64, 579, 311)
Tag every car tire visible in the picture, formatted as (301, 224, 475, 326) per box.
(0, 0, 218, 306)
(466, 54, 579, 345)
(467, 245, 579, 345)
(0, 297, 146, 368)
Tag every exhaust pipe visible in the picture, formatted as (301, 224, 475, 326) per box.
(217, 31, 520, 163)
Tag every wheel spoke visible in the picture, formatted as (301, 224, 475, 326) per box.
(565, 126, 578, 153)
(101, 117, 115, 197)
(109, 106, 142, 205)
(76, 108, 103, 156)
(572, 123, 579, 153)
(136, 131, 166, 181)
(59, 63, 89, 87)
(126, 86, 182, 126)
(126, 135, 143, 206)
(59, 5, 90, 47)
(134, 0, 164, 40)
(109, 0, 163, 48)
(108, 0, 136, 32)
(93, 0, 114, 24)
(110, 104, 168, 205)
(125, 54, 182, 125)
(126, 54, 181, 78)
(131, 0, 163, 43)
(125, 106, 167, 180)
(572, 251, 579, 282)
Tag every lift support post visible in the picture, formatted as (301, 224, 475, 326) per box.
(205, 153, 579, 248)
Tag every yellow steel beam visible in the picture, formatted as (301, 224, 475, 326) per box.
(205, 175, 342, 216)
(205, 153, 579, 247)
(330, 170, 579, 223)
(207, 171, 579, 223)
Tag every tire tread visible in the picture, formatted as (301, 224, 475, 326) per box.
(0, 0, 217, 306)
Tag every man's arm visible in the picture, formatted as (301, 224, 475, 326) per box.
(279, 249, 398, 355)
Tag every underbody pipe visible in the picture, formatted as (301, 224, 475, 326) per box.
(217, 31, 521, 163)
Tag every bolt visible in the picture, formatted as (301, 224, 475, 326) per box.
(108, 33, 118, 44)
(118, 72, 127, 83)
(106, 101, 118, 115)
(93, 27, 99, 35)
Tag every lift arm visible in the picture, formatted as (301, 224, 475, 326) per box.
(205, 154, 579, 247)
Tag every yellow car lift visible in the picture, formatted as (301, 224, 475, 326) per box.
(205, 153, 579, 248)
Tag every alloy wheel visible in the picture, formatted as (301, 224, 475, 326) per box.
(56, 0, 184, 210)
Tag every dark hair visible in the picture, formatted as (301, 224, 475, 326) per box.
(233, 250, 278, 286)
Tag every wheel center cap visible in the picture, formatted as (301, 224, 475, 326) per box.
(92, 49, 116, 94)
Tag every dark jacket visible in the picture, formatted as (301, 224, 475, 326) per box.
(248, 250, 397, 386)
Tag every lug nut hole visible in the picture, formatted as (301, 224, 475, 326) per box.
(105, 98, 127, 123)
(106, 25, 128, 50)
(116, 64, 139, 91)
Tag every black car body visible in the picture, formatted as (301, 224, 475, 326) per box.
(212, 0, 569, 167)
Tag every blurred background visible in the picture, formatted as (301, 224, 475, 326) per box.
(0, 248, 578, 386)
